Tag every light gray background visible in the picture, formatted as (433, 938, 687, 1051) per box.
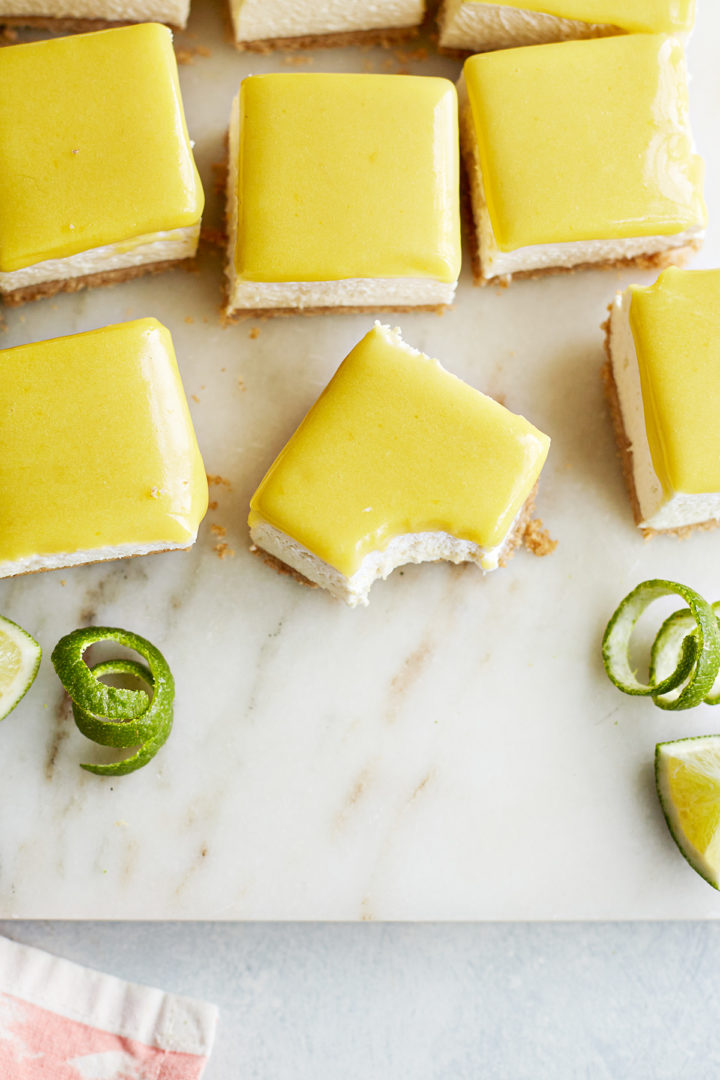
(1, 921, 717, 1077)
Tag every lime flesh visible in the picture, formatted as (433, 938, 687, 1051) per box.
(0, 615, 41, 721)
(656, 736, 720, 889)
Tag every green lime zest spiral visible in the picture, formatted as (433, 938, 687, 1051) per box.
(51, 626, 174, 776)
(602, 580, 720, 711)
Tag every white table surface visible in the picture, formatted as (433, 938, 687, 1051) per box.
(2, 1, 720, 921)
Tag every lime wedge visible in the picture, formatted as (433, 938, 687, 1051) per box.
(656, 736, 720, 889)
(0, 615, 41, 721)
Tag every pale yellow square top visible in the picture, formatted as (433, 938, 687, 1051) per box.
(0, 319, 208, 562)
(233, 74, 461, 284)
(249, 325, 550, 577)
(466, 1, 695, 34)
(464, 34, 705, 251)
(0, 24, 204, 273)
(629, 268, 720, 495)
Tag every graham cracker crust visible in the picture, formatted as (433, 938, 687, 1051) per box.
(0, 14, 181, 30)
(224, 302, 449, 323)
(232, 24, 418, 53)
(2, 257, 193, 307)
(602, 319, 720, 541)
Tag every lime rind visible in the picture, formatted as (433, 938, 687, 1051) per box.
(0, 615, 41, 722)
(655, 736, 720, 890)
(51, 626, 174, 776)
(602, 580, 720, 711)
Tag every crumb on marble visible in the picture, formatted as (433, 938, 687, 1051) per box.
(207, 473, 232, 489)
(249, 327, 260, 340)
(209, 500, 218, 511)
(185, 315, 194, 324)
(210, 524, 227, 538)
(215, 541, 235, 559)
(200, 226, 226, 249)
(523, 518, 557, 557)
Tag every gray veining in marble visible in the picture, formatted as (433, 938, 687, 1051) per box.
(2, 1, 720, 919)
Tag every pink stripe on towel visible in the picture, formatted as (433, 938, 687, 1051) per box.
(0, 937, 217, 1080)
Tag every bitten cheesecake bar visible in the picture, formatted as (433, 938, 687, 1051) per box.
(605, 268, 720, 536)
(439, 0, 694, 54)
(458, 34, 706, 285)
(225, 74, 461, 318)
(0, 24, 204, 306)
(0, 0, 190, 32)
(249, 323, 550, 606)
(230, 0, 425, 51)
(0, 319, 208, 578)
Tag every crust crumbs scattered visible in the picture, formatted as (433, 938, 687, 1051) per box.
(208, 500, 218, 511)
(237, 377, 246, 392)
(200, 226, 226, 249)
(211, 161, 227, 195)
(207, 473, 232, 489)
(249, 327, 260, 340)
(393, 46, 428, 63)
(175, 43, 211, 64)
(191, 393, 200, 403)
(523, 518, 557, 558)
(282, 52, 315, 65)
(210, 524, 226, 538)
(215, 541, 235, 559)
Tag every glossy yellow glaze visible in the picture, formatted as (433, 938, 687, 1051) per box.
(0, 319, 208, 562)
(249, 325, 549, 576)
(629, 269, 720, 496)
(232, 74, 461, 283)
(464, 34, 705, 251)
(467, 0, 694, 33)
(0, 24, 204, 273)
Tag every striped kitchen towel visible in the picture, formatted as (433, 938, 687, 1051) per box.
(0, 935, 217, 1079)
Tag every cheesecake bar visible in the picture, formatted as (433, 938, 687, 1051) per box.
(0, 0, 190, 31)
(249, 323, 550, 606)
(0, 24, 204, 306)
(439, 1, 695, 54)
(225, 74, 461, 317)
(605, 268, 720, 536)
(230, 0, 425, 51)
(459, 34, 706, 285)
(0, 319, 208, 577)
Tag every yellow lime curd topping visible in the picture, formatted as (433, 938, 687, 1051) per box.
(249, 325, 550, 577)
(0, 319, 208, 562)
(629, 268, 720, 497)
(464, 34, 705, 252)
(467, 1, 694, 34)
(0, 24, 204, 273)
(233, 74, 461, 284)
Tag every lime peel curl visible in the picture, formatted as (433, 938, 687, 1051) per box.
(602, 580, 720, 711)
(51, 626, 174, 776)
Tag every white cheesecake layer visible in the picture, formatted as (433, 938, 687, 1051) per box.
(439, 1, 613, 51)
(0, 0, 189, 25)
(609, 292, 720, 532)
(0, 536, 197, 581)
(225, 93, 456, 313)
(251, 518, 518, 607)
(231, 0, 424, 43)
(458, 81, 703, 282)
(0, 225, 199, 296)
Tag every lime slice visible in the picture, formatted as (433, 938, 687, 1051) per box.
(656, 736, 720, 889)
(0, 615, 41, 721)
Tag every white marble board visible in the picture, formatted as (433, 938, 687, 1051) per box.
(2, 1, 720, 920)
